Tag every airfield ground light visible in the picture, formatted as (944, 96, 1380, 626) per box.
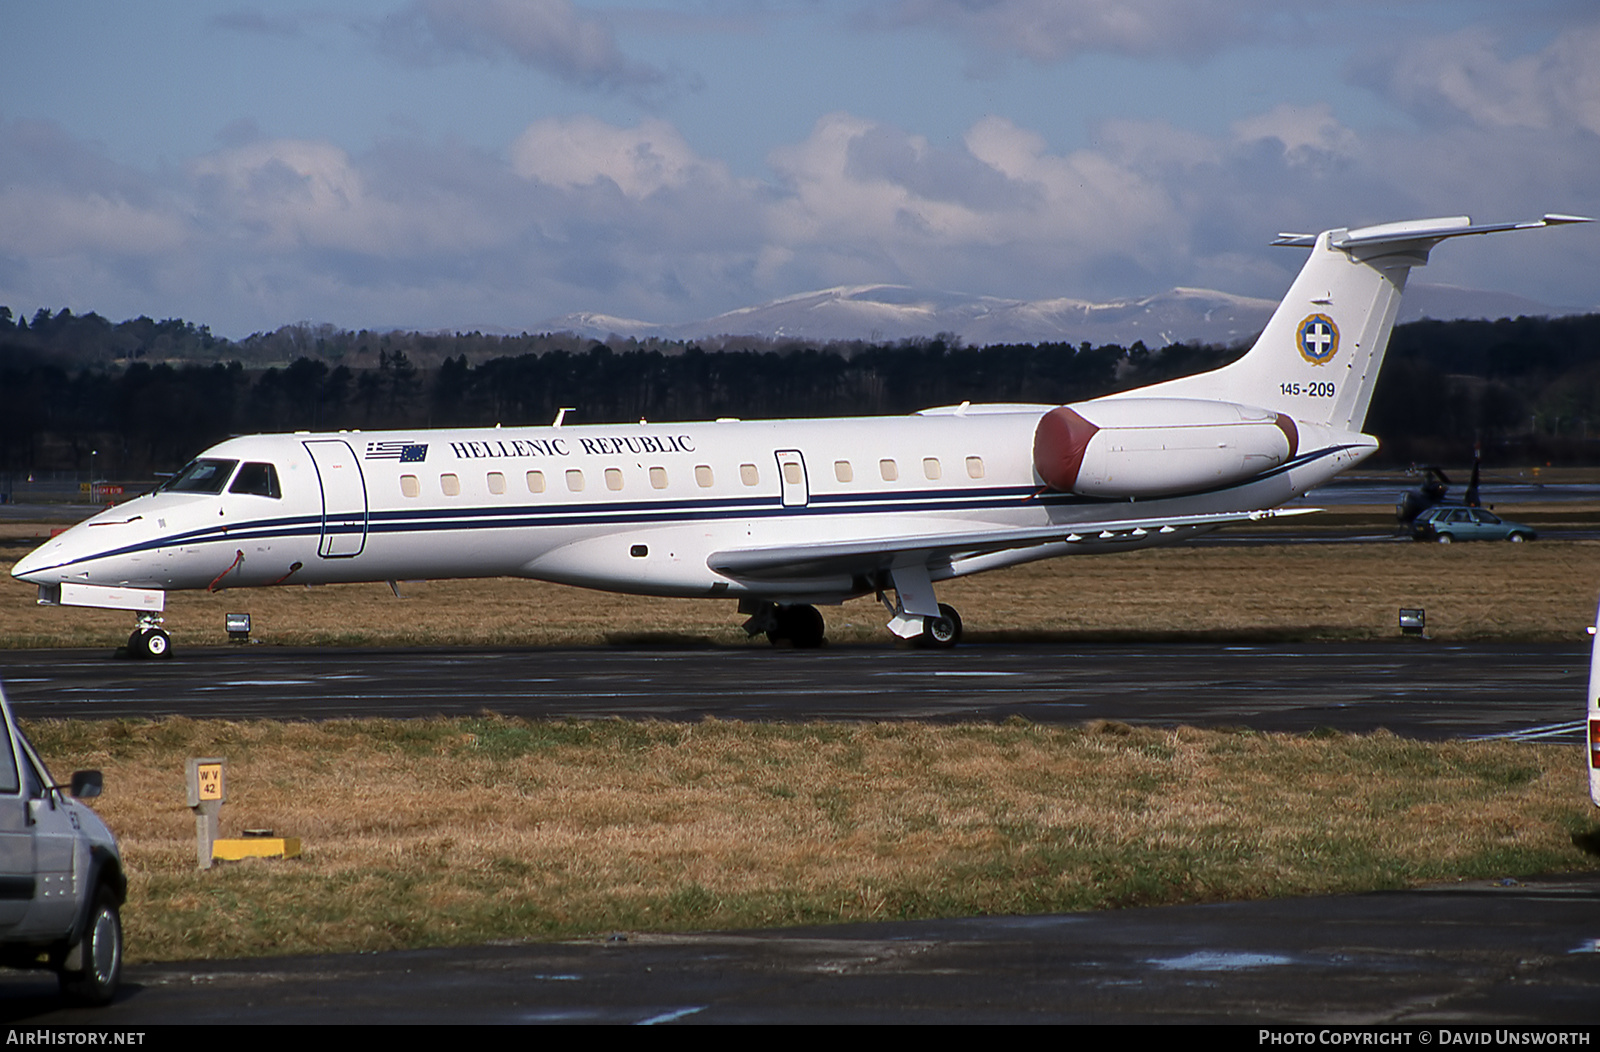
(1398, 608, 1426, 638)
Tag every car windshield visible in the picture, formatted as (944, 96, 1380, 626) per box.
(16, 730, 53, 794)
(158, 458, 238, 495)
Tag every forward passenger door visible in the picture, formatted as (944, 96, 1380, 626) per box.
(775, 450, 809, 508)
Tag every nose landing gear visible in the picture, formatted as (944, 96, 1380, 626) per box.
(126, 616, 172, 660)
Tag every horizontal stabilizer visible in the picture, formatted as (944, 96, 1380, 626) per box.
(1273, 213, 1591, 250)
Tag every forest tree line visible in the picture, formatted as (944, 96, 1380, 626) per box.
(2, 305, 1599, 479)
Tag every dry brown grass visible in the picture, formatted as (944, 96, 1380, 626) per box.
(5, 515, 1600, 648)
(23, 717, 1596, 963)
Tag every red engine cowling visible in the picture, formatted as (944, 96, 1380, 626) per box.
(1034, 398, 1299, 497)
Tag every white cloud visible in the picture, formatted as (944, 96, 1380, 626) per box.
(2, 94, 1596, 339)
(885, 0, 1260, 63)
(1232, 103, 1361, 167)
(765, 112, 1180, 293)
(1372, 21, 1600, 138)
(0, 188, 187, 258)
(1094, 119, 1221, 171)
(383, 0, 665, 92)
(188, 138, 510, 258)
(511, 116, 724, 198)
(190, 140, 372, 251)
(210, 9, 303, 37)
(0, 119, 193, 319)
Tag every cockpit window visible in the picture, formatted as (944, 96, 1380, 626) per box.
(158, 459, 239, 495)
(230, 462, 282, 499)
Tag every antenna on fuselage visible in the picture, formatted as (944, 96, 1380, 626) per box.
(553, 407, 575, 427)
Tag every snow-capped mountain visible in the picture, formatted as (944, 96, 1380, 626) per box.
(541, 283, 1565, 347)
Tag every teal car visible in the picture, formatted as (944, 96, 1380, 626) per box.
(1410, 505, 1536, 543)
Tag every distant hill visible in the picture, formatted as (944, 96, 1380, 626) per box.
(542, 283, 1568, 347)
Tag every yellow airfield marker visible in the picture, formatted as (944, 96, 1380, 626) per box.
(212, 836, 302, 862)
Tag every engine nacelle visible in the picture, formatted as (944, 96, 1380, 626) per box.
(1033, 397, 1300, 498)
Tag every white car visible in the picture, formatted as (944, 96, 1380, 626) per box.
(0, 683, 126, 1005)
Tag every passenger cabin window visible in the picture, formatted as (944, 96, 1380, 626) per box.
(782, 462, 802, 486)
(400, 474, 421, 499)
(880, 459, 898, 482)
(526, 470, 545, 494)
(966, 456, 985, 479)
(740, 464, 759, 486)
(605, 467, 624, 491)
(440, 473, 461, 497)
(230, 462, 282, 498)
(160, 458, 238, 495)
(923, 458, 941, 481)
(649, 467, 669, 489)
(566, 469, 585, 492)
(695, 465, 714, 488)
(487, 471, 506, 495)
(834, 461, 853, 483)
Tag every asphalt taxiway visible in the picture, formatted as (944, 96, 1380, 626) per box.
(3, 872, 1598, 1024)
(0, 641, 1589, 744)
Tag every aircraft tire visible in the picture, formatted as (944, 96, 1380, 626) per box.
(128, 628, 172, 660)
(769, 604, 825, 648)
(918, 604, 962, 649)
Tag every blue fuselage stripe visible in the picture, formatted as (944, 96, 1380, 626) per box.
(38, 444, 1355, 573)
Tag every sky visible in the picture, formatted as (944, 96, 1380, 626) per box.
(2, 0, 1598, 338)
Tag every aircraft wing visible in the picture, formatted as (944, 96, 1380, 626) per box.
(708, 507, 1315, 581)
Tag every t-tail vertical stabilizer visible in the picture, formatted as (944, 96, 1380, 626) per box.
(1108, 214, 1591, 432)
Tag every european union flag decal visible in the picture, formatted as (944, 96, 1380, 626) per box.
(366, 441, 429, 462)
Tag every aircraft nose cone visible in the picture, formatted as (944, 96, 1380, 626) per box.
(11, 538, 61, 583)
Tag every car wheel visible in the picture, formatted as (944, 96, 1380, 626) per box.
(1508, 533, 1526, 543)
(1436, 533, 1453, 544)
(59, 889, 122, 1006)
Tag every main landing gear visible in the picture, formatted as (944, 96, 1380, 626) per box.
(918, 604, 963, 649)
(740, 601, 827, 648)
(880, 565, 964, 649)
(739, 592, 964, 649)
(126, 615, 171, 660)
(883, 596, 963, 648)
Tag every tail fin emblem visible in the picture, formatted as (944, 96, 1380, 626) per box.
(1297, 314, 1339, 365)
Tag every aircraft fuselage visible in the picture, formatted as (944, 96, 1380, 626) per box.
(13, 407, 1371, 606)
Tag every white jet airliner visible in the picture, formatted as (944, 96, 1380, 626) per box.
(12, 213, 1590, 658)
